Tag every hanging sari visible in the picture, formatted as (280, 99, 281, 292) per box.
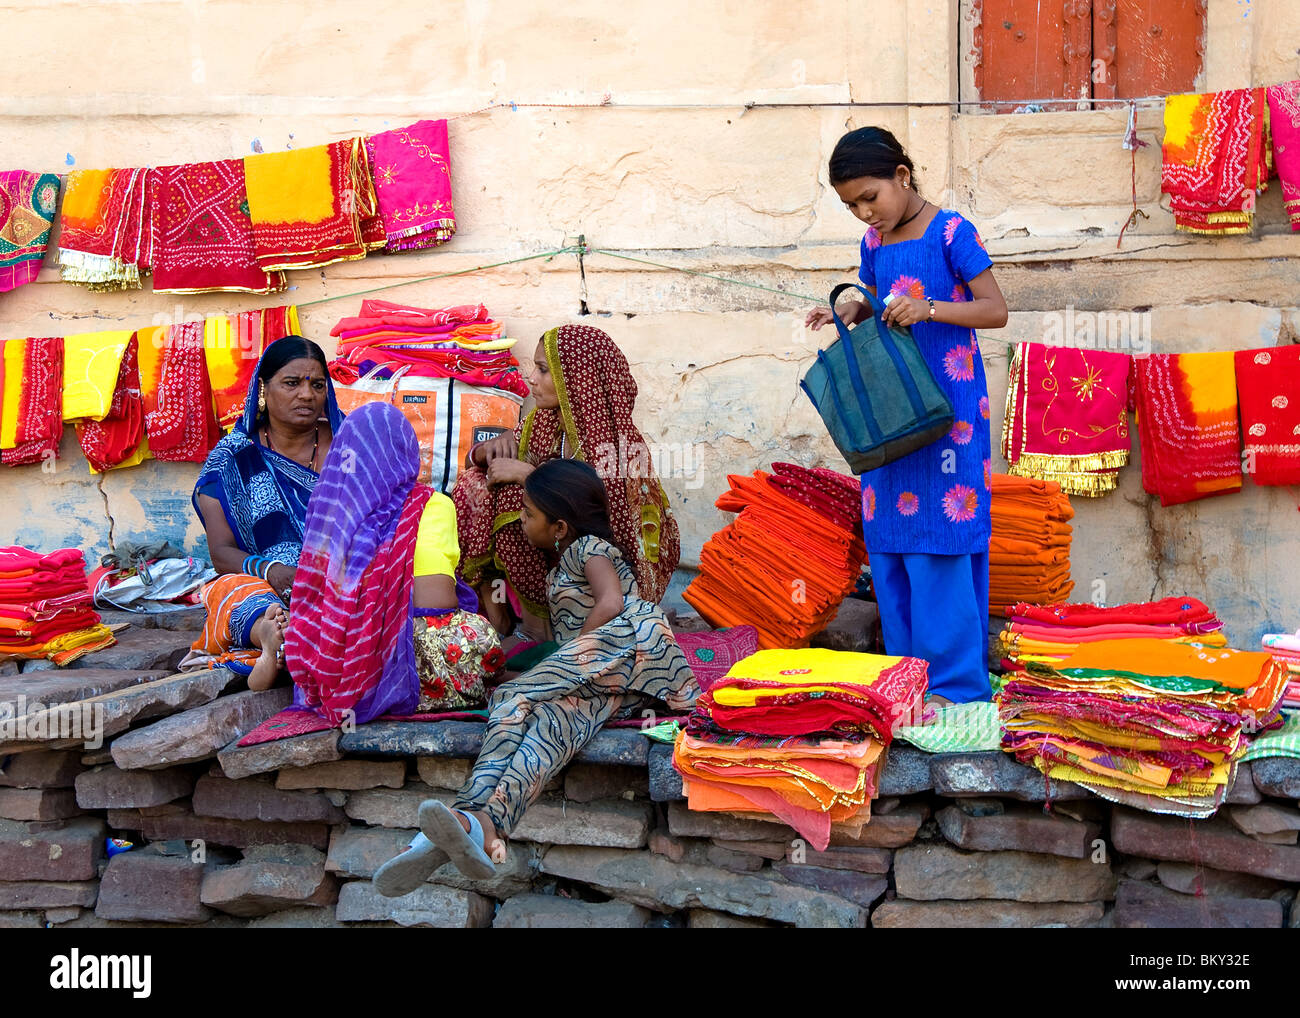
(192, 338, 345, 566)
(452, 324, 680, 616)
(0, 337, 65, 467)
(286, 402, 430, 725)
(0, 171, 60, 294)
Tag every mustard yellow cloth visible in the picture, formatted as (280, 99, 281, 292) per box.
(413, 493, 459, 578)
(61, 330, 132, 421)
(710, 647, 907, 707)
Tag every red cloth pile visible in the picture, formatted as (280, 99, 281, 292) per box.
(682, 462, 866, 649)
(0, 547, 115, 665)
(989, 473, 1074, 615)
(326, 300, 528, 397)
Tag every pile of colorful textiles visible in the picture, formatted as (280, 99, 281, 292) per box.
(998, 634, 1287, 817)
(998, 596, 1227, 671)
(0, 547, 115, 666)
(1269, 81, 1300, 231)
(1001, 342, 1133, 496)
(988, 473, 1074, 614)
(1161, 87, 1270, 235)
(326, 301, 525, 396)
(1133, 351, 1241, 506)
(673, 647, 928, 849)
(0, 170, 60, 294)
(682, 463, 866, 649)
(1261, 630, 1300, 709)
(56, 120, 456, 294)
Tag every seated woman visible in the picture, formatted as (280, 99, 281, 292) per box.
(453, 323, 680, 639)
(187, 336, 342, 691)
(284, 401, 504, 728)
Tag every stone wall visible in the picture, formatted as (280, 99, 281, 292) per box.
(3, 615, 1300, 929)
(2, 0, 1299, 639)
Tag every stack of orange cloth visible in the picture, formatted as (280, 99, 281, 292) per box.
(673, 647, 927, 850)
(682, 463, 866, 649)
(0, 547, 115, 666)
(989, 473, 1074, 614)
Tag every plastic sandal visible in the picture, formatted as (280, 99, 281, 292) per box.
(373, 832, 450, 897)
(419, 800, 496, 879)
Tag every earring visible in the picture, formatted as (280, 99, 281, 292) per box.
(257, 381, 267, 415)
(554, 537, 561, 552)
(903, 180, 910, 190)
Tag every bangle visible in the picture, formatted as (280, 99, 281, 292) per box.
(242, 555, 263, 578)
(928, 298, 936, 321)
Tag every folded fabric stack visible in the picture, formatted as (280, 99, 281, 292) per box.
(1261, 630, 1300, 709)
(57, 167, 154, 290)
(673, 647, 928, 849)
(1161, 87, 1270, 235)
(0, 547, 115, 665)
(998, 596, 1227, 672)
(682, 463, 866, 649)
(988, 473, 1074, 614)
(326, 300, 526, 396)
(1002, 342, 1133, 496)
(998, 637, 1288, 817)
(1133, 352, 1242, 507)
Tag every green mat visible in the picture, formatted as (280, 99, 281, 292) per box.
(1240, 709, 1300, 763)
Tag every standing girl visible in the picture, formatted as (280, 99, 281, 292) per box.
(806, 126, 1008, 705)
(375, 458, 697, 892)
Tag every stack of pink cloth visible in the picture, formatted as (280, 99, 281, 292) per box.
(1262, 630, 1300, 709)
(326, 301, 527, 397)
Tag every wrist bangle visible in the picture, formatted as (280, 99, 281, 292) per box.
(928, 298, 936, 321)
(243, 555, 262, 578)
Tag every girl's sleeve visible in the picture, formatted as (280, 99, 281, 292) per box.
(857, 233, 876, 289)
(413, 493, 459, 577)
(947, 215, 993, 284)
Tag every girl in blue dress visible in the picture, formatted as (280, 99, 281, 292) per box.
(806, 127, 1008, 704)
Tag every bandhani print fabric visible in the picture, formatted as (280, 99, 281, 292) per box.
(1161, 88, 1270, 235)
(76, 333, 146, 472)
(0, 171, 60, 294)
(365, 119, 457, 251)
(1235, 346, 1300, 486)
(1002, 342, 1132, 496)
(57, 167, 155, 290)
(1265, 80, 1300, 231)
(243, 138, 378, 271)
(0, 337, 65, 467)
(151, 159, 286, 293)
(204, 305, 301, 429)
(144, 322, 222, 463)
(1133, 352, 1241, 506)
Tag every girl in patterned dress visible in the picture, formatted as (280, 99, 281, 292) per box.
(374, 458, 698, 892)
(806, 127, 1008, 704)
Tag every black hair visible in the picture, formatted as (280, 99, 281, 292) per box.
(258, 335, 329, 384)
(524, 459, 630, 564)
(828, 126, 918, 193)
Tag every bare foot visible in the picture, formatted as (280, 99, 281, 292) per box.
(248, 603, 288, 691)
(457, 809, 508, 864)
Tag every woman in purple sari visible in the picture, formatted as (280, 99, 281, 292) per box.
(285, 402, 505, 725)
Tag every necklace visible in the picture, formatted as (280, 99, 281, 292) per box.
(894, 197, 928, 232)
(265, 423, 319, 470)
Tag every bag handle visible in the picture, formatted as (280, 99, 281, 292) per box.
(827, 282, 931, 422)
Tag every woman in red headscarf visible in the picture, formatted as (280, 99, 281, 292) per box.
(452, 324, 679, 637)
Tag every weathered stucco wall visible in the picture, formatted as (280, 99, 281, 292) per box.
(1, 0, 1298, 642)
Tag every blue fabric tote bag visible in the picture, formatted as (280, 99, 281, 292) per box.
(799, 283, 954, 474)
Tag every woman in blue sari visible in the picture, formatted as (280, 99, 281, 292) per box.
(187, 336, 345, 690)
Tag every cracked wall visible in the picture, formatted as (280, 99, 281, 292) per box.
(1, 0, 1298, 643)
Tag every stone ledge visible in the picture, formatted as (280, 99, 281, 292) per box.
(337, 722, 649, 766)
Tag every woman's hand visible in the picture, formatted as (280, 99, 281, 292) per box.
(485, 458, 534, 486)
(805, 306, 835, 330)
(806, 300, 869, 331)
(881, 296, 930, 328)
(471, 432, 519, 467)
(267, 563, 295, 598)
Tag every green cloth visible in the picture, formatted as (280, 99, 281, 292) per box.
(895, 699, 1002, 754)
(505, 640, 558, 673)
(1240, 710, 1300, 763)
(640, 720, 682, 745)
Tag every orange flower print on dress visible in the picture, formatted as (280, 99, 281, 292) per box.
(974, 231, 986, 251)
(943, 344, 976, 382)
(983, 458, 992, 490)
(950, 420, 974, 445)
(864, 227, 882, 251)
(950, 283, 967, 302)
(889, 275, 926, 300)
(896, 491, 920, 516)
(943, 215, 962, 245)
(862, 484, 877, 522)
(979, 396, 990, 419)
(942, 484, 979, 523)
